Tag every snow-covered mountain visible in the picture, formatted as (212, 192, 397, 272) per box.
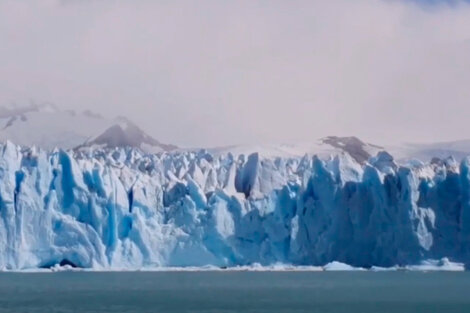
(208, 136, 384, 163)
(2, 104, 470, 163)
(389, 139, 470, 163)
(0, 104, 176, 153)
(77, 117, 177, 153)
(209, 135, 470, 165)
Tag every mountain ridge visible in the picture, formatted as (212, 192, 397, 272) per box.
(1, 104, 470, 163)
(0, 104, 176, 153)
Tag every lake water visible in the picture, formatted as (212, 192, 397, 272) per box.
(0, 271, 469, 313)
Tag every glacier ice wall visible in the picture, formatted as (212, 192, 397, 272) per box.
(0, 142, 469, 269)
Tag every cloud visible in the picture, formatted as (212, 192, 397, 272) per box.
(1, 0, 470, 147)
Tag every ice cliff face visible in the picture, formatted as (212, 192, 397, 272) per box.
(0, 142, 469, 270)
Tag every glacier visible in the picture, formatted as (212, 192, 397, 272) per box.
(0, 141, 469, 270)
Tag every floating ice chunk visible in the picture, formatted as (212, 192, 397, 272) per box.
(405, 258, 465, 271)
(323, 261, 365, 271)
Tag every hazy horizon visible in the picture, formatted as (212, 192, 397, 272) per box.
(2, 0, 470, 147)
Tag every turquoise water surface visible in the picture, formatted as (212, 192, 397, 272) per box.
(0, 271, 469, 313)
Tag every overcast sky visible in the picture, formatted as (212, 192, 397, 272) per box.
(1, 0, 470, 147)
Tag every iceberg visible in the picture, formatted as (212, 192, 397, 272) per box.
(0, 141, 469, 270)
